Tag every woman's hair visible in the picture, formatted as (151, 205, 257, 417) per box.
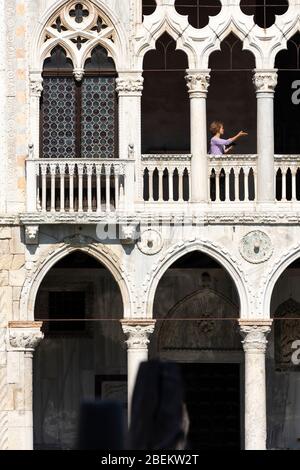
(210, 121, 223, 135)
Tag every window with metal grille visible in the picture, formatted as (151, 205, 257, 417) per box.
(41, 45, 117, 158)
(240, 0, 289, 28)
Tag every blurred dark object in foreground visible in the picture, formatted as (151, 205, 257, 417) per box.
(129, 359, 189, 450)
(78, 400, 124, 450)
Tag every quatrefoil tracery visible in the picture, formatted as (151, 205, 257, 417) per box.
(42, 1, 116, 71)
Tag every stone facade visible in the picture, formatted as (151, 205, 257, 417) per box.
(0, 0, 300, 450)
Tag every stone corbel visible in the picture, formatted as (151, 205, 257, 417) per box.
(8, 322, 44, 352)
(73, 68, 85, 82)
(25, 225, 39, 245)
(119, 223, 139, 245)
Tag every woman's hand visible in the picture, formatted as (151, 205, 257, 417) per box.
(238, 131, 248, 137)
(224, 146, 234, 154)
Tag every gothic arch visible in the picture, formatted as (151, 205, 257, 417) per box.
(20, 240, 132, 322)
(263, 243, 300, 319)
(30, 0, 128, 71)
(145, 240, 249, 319)
(157, 286, 239, 350)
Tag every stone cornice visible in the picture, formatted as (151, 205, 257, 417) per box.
(17, 211, 300, 226)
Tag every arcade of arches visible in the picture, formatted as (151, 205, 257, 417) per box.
(29, 249, 300, 450)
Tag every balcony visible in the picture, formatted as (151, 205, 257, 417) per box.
(141, 154, 257, 206)
(25, 158, 135, 222)
(24, 154, 300, 225)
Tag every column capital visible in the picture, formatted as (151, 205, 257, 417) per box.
(7, 322, 44, 352)
(253, 69, 278, 94)
(121, 320, 156, 349)
(116, 73, 144, 96)
(239, 320, 272, 353)
(29, 75, 43, 98)
(185, 70, 210, 98)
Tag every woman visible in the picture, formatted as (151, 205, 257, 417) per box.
(209, 121, 248, 155)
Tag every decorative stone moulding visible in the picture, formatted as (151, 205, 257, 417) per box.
(240, 230, 273, 264)
(137, 228, 163, 255)
(8, 322, 44, 351)
(25, 225, 39, 245)
(41, 1, 118, 73)
(119, 223, 139, 245)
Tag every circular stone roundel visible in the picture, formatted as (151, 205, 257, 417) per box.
(137, 229, 163, 255)
(239, 231, 273, 264)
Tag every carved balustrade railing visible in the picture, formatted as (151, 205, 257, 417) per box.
(275, 155, 300, 202)
(141, 155, 192, 202)
(209, 155, 258, 203)
(26, 158, 134, 213)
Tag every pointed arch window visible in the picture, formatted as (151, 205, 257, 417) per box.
(41, 45, 117, 158)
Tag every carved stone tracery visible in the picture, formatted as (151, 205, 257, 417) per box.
(41, 1, 117, 73)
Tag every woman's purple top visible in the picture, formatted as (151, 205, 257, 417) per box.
(210, 137, 233, 155)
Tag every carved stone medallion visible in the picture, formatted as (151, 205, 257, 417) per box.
(239, 231, 273, 264)
(137, 229, 163, 255)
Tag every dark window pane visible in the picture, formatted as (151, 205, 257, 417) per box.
(43, 45, 73, 72)
(41, 77, 76, 158)
(84, 45, 116, 72)
(81, 77, 117, 158)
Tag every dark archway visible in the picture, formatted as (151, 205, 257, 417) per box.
(207, 33, 257, 154)
(151, 251, 242, 450)
(268, 256, 300, 450)
(275, 32, 300, 155)
(142, 32, 190, 154)
(33, 251, 126, 449)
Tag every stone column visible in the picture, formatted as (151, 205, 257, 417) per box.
(185, 70, 210, 203)
(7, 322, 43, 450)
(253, 70, 278, 203)
(116, 73, 144, 205)
(121, 320, 155, 422)
(29, 72, 43, 156)
(239, 321, 272, 450)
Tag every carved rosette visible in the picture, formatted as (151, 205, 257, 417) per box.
(30, 77, 43, 97)
(253, 70, 278, 94)
(239, 230, 273, 264)
(9, 328, 43, 351)
(116, 77, 144, 95)
(240, 324, 272, 353)
(137, 229, 163, 255)
(122, 322, 156, 350)
(185, 71, 210, 98)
